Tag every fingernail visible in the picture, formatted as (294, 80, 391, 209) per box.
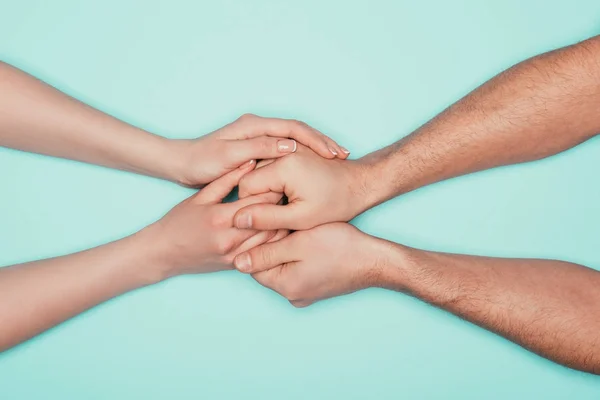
(278, 139, 297, 153)
(341, 147, 350, 154)
(329, 147, 338, 156)
(240, 159, 255, 169)
(235, 253, 252, 272)
(235, 212, 252, 228)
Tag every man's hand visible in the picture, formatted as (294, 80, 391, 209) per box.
(171, 114, 349, 187)
(144, 160, 286, 279)
(233, 220, 600, 374)
(232, 223, 388, 307)
(233, 144, 370, 231)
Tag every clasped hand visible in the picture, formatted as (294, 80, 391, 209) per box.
(149, 115, 387, 308)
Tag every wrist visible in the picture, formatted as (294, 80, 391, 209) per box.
(362, 236, 414, 291)
(160, 138, 196, 186)
(117, 130, 188, 185)
(126, 225, 177, 285)
(348, 155, 394, 215)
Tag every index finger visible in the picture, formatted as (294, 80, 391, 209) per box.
(194, 160, 255, 204)
(222, 191, 283, 216)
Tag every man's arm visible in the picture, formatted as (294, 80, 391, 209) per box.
(0, 162, 284, 352)
(229, 34, 600, 373)
(0, 61, 347, 187)
(358, 34, 600, 209)
(233, 35, 600, 230)
(382, 244, 600, 374)
(235, 223, 600, 374)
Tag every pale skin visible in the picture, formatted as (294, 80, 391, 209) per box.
(0, 61, 348, 187)
(233, 35, 600, 374)
(0, 61, 345, 350)
(0, 161, 288, 351)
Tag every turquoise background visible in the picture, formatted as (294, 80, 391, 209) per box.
(1, 0, 600, 398)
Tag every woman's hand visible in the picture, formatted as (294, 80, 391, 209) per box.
(144, 159, 286, 278)
(170, 114, 349, 187)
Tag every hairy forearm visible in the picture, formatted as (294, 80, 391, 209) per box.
(0, 61, 184, 182)
(0, 229, 164, 351)
(377, 242, 600, 373)
(357, 35, 600, 209)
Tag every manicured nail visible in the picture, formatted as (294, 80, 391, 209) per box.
(278, 139, 297, 153)
(235, 212, 252, 228)
(341, 147, 350, 154)
(235, 253, 252, 272)
(329, 146, 338, 156)
(240, 159, 255, 169)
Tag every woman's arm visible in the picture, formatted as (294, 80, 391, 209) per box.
(0, 62, 347, 187)
(0, 161, 284, 351)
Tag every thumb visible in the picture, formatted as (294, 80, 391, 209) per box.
(233, 235, 293, 273)
(195, 160, 255, 204)
(233, 203, 303, 231)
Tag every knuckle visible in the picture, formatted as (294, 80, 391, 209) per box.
(209, 210, 228, 228)
(260, 137, 275, 152)
(214, 234, 233, 255)
(260, 192, 281, 205)
(259, 248, 273, 267)
(237, 113, 257, 125)
(287, 119, 303, 134)
(250, 248, 270, 271)
(260, 207, 278, 227)
(289, 119, 306, 129)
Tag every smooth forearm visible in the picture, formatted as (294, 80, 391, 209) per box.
(0, 61, 186, 182)
(356, 35, 600, 209)
(0, 228, 165, 351)
(375, 241, 600, 373)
